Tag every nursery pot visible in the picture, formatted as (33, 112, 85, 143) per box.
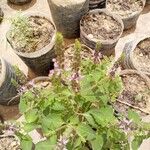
(7, 0, 32, 5)
(0, 57, 19, 105)
(7, 12, 56, 75)
(47, 0, 89, 38)
(122, 35, 150, 76)
(0, 7, 4, 23)
(89, 0, 106, 9)
(80, 9, 124, 55)
(106, 0, 146, 30)
(115, 69, 150, 116)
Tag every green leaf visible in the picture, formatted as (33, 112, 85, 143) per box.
(89, 107, 116, 127)
(76, 123, 95, 142)
(35, 139, 55, 150)
(20, 139, 32, 150)
(128, 110, 141, 123)
(42, 114, 64, 130)
(84, 113, 97, 128)
(24, 123, 39, 132)
(69, 116, 79, 125)
(25, 109, 38, 123)
(132, 136, 143, 150)
(19, 99, 27, 113)
(91, 135, 103, 150)
(52, 102, 65, 111)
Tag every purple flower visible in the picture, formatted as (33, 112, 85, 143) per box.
(92, 50, 102, 64)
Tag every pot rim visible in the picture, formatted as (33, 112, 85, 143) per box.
(106, 0, 146, 20)
(6, 11, 57, 59)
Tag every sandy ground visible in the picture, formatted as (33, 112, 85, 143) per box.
(0, 0, 150, 149)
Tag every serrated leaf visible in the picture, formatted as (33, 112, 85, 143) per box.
(84, 113, 97, 128)
(42, 114, 64, 130)
(76, 123, 95, 142)
(91, 135, 103, 150)
(89, 107, 116, 127)
(25, 109, 38, 123)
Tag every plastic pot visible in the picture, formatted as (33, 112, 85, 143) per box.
(47, 0, 89, 38)
(106, 0, 146, 30)
(0, 57, 19, 105)
(7, 12, 56, 75)
(80, 9, 124, 55)
(114, 69, 150, 116)
(122, 36, 150, 76)
(89, 0, 106, 9)
(7, 0, 32, 5)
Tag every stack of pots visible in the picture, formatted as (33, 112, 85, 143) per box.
(0, 57, 20, 105)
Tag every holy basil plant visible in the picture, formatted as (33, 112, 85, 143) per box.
(19, 33, 150, 150)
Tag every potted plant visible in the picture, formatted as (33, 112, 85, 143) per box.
(89, 0, 106, 9)
(18, 39, 150, 149)
(47, 0, 89, 38)
(122, 36, 150, 76)
(106, 0, 146, 30)
(0, 57, 24, 105)
(7, 12, 56, 75)
(80, 9, 124, 56)
(7, 0, 32, 5)
(0, 7, 3, 23)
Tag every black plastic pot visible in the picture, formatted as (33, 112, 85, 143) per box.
(80, 9, 124, 55)
(106, 0, 146, 30)
(7, 0, 32, 5)
(0, 57, 19, 105)
(122, 36, 150, 76)
(89, 0, 106, 9)
(47, 0, 89, 38)
(7, 12, 56, 75)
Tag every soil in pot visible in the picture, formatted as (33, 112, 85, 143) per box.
(8, 16, 55, 53)
(107, 0, 143, 18)
(114, 70, 150, 117)
(81, 12, 122, 41)
(132, 38, 150, 75)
